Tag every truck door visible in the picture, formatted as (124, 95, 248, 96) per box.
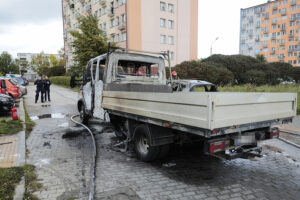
(82, 61, 93, 114)
(93, 57, 109, 122)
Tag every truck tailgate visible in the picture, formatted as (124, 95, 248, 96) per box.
(211, 92, 297, 129)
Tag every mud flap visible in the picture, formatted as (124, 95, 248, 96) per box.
(93, 80, 110, 122)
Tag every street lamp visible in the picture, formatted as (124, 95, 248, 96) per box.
(210, 37, 219, 56)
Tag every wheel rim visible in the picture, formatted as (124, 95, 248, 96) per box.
(136, 133, 149, 155)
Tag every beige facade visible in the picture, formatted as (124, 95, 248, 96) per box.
(62, 0, 198, 68)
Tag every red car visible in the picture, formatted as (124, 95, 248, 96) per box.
(0, 78, 22, 99)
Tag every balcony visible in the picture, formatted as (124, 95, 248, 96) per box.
(272, 5, 277, 10)
(100, 0, 106, 5)
(265, 14, 269, 19)
(291, 0, 296, 6)
(118, 23, 126, 30)
(288, 48, 295, 52)
(263, 43, 268, 48)
(271, 35, 277, 39)
(289, 33, 294, 37)
(281, 9, 287, 16)
(279, 56, 284, 61)
(290, 17, 296, 21)
(280, 41, 285, 46)
(281, 26, 286, 31)
(271, 49, 276, 54)
(256, 23, 260, 28)
(272, 20, 277, 25)
(264, 29, 268, 34)
(255, 36, 260, 41)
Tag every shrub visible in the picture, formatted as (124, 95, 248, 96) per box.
(50, 76, 71, 88)
(47, 66, 66, 77)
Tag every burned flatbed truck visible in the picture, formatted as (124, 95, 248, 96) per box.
(77, 47, 297, 161)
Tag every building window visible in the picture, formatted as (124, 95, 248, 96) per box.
(121, 14, 125, 24)
(103, 22, 107, 31)
(160, 18, 166, 27)
(115, 0, 119, 8)
(168, 4, 174, 13)
(168, 20, 174, 29)
(160, 35, 166, 44)
(122, 32, 126, 41)
(168, 36, 174, 45)
(110, 19, 114, 27)
(116, 16, 120, 26)
(160, 2, 166, 11)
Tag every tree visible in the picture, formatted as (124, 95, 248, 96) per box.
(49, 54, 59, 67)
(69, 14, 113, 72)
(255, 54, 266, 63)
(31, 52, 50, 75)
(0, 52, 19, 74)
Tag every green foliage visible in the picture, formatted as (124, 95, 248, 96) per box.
(31, 52, 50, 75)
(46, 66, 66, 77)
(67, 63, 84, 77)
(0, 52, 19, 75)
(170, 60, 234, 86)
(51, 76, 71, 87)
(0, 119, 23, 135)
(0, 167, 24, 200)
(69, 14, 114, 74)
(255, 54, 266, 63)
(219, 84, 300, 114)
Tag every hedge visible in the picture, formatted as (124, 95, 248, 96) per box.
(50, 76, 71, 88)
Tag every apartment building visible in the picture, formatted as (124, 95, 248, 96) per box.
(240, 0, 300, 66)
(62, 0, 198, 69)
(17, 53, 60, 80)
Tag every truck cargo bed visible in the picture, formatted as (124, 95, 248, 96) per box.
(102, 91, 297, 130)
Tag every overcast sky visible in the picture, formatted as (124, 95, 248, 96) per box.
(0, 0, 267, 58)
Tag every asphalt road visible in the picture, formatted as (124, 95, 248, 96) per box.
(24, 83, 300, 200)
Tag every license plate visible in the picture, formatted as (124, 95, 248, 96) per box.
(234, 135, 256, 146)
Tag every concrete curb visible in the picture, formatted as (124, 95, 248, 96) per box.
(280, 129, 300, 136)
(13, 98, 26, 200)
(278, 137, 300, 149)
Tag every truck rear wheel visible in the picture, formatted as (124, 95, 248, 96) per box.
(134, 124, 160, 162)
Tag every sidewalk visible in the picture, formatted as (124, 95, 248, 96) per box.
(0, 98, 26, 168)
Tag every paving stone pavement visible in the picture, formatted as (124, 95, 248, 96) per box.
(24, 83, 300, 200)
(94, 132, 300, 200)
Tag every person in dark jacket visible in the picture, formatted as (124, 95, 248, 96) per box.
(34, 75, 44, 103)
(43, 76, 51, 102)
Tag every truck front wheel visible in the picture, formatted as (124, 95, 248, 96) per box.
(79, 104, 89, 125)
(134, 124, 160, 162)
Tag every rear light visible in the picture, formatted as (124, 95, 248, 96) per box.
(212, 129, 220, 134)
(282, 118, 293, 124)
(270, 128, 279, 139)
(209, 140, 229, 153)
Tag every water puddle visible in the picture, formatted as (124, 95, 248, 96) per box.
(30, 113, 65, 121)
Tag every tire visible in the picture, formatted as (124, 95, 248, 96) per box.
(134, 124, 160, 162)
(79, 104, 89, 125)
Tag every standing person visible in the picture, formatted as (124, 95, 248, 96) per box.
(43, 76, 51, 102)
(34, 75, 44, 103)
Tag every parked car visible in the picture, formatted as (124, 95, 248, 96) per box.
(11, 78, 27, 95)
(169, 80, 218, 92)
(0, 93, 15, 112)
(6, 74, 28, 85)
(0, 77, 22, 99)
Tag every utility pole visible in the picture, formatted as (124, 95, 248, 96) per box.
(210, 37, 219, 56)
